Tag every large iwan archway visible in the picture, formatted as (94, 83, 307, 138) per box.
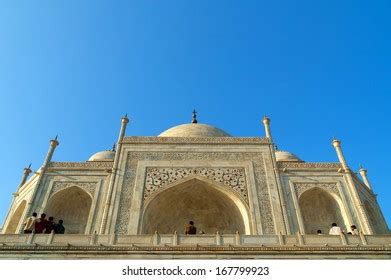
(45, 186, 92, 234)
(299, 187, 345, 234)
(141, 177, 249, 234)
(5, 200, 26, 234)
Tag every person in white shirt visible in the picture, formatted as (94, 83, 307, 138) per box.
(329, 223, 342, 235)
(23, 212, 37, 234)
(350, 225, 359, 235)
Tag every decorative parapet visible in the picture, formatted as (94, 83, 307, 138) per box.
(278, 162, 341, 170)
(0, 233, 390, 256)
(47, 162, 113, 170)
(122, 136, 271, 145)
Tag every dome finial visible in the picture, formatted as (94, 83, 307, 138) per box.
(192, 109, 198, 124)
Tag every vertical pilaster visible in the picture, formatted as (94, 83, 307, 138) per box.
(100, 115, 129, 234)
(332, 139, 373, 234)
(289, 181, 306, 234)
(262, 116, 289, 234)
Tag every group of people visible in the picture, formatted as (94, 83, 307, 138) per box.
(185, 221, 361, 236)
(23, 212, 65, 234)
(316, 223, 360, 235)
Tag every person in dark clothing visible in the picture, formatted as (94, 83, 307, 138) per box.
(185, 221, 197, 235)
(45, 217, 55, 234)
(34, 213, 47, 234)
(54, 220, 65, 234)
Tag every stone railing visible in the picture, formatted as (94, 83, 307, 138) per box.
(0, 232, 390, 247)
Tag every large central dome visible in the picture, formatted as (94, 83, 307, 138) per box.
(158, 123, 231, 137)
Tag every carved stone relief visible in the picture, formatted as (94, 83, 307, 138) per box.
(122, 137, 270, 144)
(294, 183, 339, 199)
(278, 162, 341, 169)
(48, 161, 113, 170)
(50, 181, 98, 198)
(144, 167, 248, 203)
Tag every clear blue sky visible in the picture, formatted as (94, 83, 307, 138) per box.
(0, 1, 390, 228)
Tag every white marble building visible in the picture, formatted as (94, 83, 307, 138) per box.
(0, 113, 389, 259)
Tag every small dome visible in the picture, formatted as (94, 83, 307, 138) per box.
(88, 150, 115, 161)
(275, 150, 303, 162)
(158, 123, 231, 137)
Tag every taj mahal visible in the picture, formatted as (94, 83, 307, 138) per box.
(0, 112, 390, 259)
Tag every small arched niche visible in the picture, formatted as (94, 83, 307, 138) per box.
(5, 200, 27, 234)
(141, 177, 249, 234)
(45, 186, 92, 234)
(299, 187, 345, 234)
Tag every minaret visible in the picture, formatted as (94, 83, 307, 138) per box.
(18, 164, 32, 190)
(262, 116, 273, 142)
(332, 138, 373, 234)
(18, 136, 59, 232)
(359, 166, 372, 190)
(332, 139, 348, 171)
(100, 114, 129, 234)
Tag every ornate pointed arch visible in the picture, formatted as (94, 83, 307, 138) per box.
(141, 176, 251, 234)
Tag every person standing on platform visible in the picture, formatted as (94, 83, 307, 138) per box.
(350, 225, 359, 235)
(329, 223, 342, 235)
(54, 220, 65, 234)
(185, 221, 197, 235)
(34, 213, 48, 234)
(45, 217, 55, 234)
(22, 212, 37, 234)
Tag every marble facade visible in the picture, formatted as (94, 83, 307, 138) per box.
(0, 115, 389, 259)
